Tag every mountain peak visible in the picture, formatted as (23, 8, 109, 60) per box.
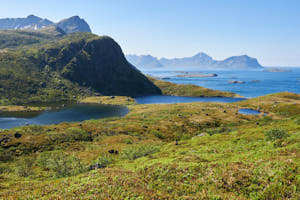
(57, 16, 91, 33)
(69, 15, 81, 19)
(0, 15, 92, 33)
(194, 52, 210, 57)
(126, 53, 263, 69)
(27, 14, 40, 19)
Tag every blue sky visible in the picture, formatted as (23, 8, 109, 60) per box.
(1, 0, 300, 66)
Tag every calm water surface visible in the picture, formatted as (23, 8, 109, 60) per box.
(0, 104, 128, 129)
(142, 67, 300, 98)
(238, 108, 261, 115)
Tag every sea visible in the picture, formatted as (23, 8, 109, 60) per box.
(141, 67, 300, 98)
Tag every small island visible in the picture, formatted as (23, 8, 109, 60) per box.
(173, 73, 218, 78)
(263, 68, 292, 72)
(228, 80, 245, 84)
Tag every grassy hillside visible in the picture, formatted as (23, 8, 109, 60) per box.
(0, 26, 64, 49)
(0, 92, 299, 199)
(0, 32, 161, 105)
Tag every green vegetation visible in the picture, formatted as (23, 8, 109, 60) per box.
(37, 151, 86, 178)
(80, 96, 137, 106)
(0, 29, 299, 199)
(265, 128, 289, 141)
(0, 27, 64, 49)
(121, 143, 160, 160)
(0, 92, 299, 199)
(0, 30, 160, 105)
(16, 157, 35, 177)
(93, 153, 114, 168)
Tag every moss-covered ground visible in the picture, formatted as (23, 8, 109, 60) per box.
(0, 92, 299, 199)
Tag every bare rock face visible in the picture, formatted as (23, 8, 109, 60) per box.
(56, 16, 92, 34)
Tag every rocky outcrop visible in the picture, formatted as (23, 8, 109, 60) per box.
(56, 16, 91, 33)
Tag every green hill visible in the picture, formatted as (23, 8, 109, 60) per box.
(0, 31, 161, 104)
(0, 26, 65, 50)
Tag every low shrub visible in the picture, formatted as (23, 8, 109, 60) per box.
(47, 128, 91, 143)
(294, 118, 300, 125)
(93, 153, 114, 168)
(16, 157, 35, 177)
(0, 150, 14, 162)
(0, 165, 12, 174)
(65, 127, 91, 141)
(123, 138, 133, 144)
(37, 151, 86, 178)
(264, 129, 289, 141)
(122, 144, 159, 160)
(151, 130, 165, 139)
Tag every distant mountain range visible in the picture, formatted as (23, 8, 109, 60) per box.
(126, 53, 263, 69)
(0, 15, 91, 34)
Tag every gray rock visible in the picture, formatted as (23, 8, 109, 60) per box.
(193, 132, 207, 138)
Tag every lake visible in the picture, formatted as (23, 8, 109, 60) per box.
(141, 67, 300, 98)
(0, 104, 129, 129)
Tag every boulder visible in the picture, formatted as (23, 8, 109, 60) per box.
(14, 132, 22, 138)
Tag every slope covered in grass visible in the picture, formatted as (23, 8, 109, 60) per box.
(0, 92, 299, 199)
(0, 32, 161, 104)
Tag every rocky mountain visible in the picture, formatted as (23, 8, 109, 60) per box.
(0, 31, 161, 104)
(0, 15, 91, 33)
(126, 53, 263, 69)
(159, 52, 215, 67)
(0, 15, 54, 30)
(217, 55, 262, 69)
(126, 54, 163, 68)
(57, 16, 91, 33)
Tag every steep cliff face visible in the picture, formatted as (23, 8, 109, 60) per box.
(0, 32, 161, 104)
(43, 34, 161, 96)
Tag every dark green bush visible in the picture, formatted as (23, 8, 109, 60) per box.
(264, 129, 289, 141)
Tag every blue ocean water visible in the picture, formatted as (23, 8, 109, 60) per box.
(135, 95, 246, 104)
(142, 67, 300, 98)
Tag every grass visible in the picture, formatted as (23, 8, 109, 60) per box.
(0, 105, 46, 112)
(79, 96, 136, 106)
(0, 92, 299, 199)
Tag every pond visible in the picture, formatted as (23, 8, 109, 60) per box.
(238, 108, 261, 115)
(135, 95, 247, 104)
(0, 104, 129, 129)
